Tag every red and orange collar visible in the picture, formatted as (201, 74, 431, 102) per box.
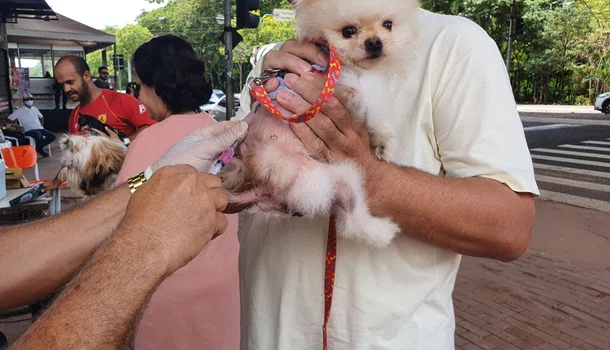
(249, 45, 342, 123)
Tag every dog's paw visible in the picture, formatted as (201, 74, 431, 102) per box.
(363, 216, 401, 248)
(338, 213, 400, 248)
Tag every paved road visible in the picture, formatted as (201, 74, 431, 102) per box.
(521, 112, 610, 213)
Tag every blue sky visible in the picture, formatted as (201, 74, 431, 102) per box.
(45, 0, 163, 30)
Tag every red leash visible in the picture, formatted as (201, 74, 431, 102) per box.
(323, 216, 338, 349)
(249, 46, 342, 349)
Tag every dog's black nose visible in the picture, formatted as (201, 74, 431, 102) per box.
(365, 37, 383, 56)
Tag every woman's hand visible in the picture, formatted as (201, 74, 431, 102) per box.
(151, 121, 248, 174)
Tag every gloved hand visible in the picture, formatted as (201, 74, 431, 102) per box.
(150, 121, 248, 175)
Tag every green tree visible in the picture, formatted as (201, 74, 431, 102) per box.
(233, 15, 295, 87)
(86, 25, 155, 90)
(139, 0, 296, 91)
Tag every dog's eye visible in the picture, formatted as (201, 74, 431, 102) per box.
(342, 26, 357, 38)
(383, 21, 392, 30)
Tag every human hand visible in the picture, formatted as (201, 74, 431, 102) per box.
(151, 121, 248, 174)
(117, 165, 229, 276)
(259, 40, 377, 170)
(104, 126, 121, 142)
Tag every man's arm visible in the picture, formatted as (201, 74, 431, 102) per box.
(0, 184, 130, 311)
(364, 161, 535, 261)
(128, 124, 150, 141)
(121, 95, 156, 141)
(36, 108, 44, 125)
(9, 166, 229, 350)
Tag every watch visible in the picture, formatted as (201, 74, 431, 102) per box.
(127, 171, 147, 193)
(126, 166, 154, 194)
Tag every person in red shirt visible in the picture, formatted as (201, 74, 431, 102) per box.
(54, 56, 156, 142)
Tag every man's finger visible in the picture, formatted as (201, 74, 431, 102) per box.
(199, 173, 223, 190)
(276, 90, 344, 143)
(210, 188, 229, 212)
(277, 89, 312, 116)
(282, 74, 354, 136)
(262, 78, 280, 94)
(318, 96, 354, 135)
(278, 40, 328, 67)
(261, 49, 312, 76)
(289, 122, 329, 159)
(282, 72, 326, 105)
(214, 212, 229, 237)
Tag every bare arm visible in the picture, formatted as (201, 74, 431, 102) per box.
(9, 225, 167, 349)
(364, 160, 535, 261)
(9, 165, 229, 350)
(129, 125, 150, 141)
(0, 185, 130, 311)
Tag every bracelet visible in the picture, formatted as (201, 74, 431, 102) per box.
(127, 171, 147, 194)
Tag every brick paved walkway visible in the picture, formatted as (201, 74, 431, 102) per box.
(454, 252, 610, 350)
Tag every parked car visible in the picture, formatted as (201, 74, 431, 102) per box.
(201, 95, 241, 121)
(594, 92, 610, 115)
(200, 89, 225, 111)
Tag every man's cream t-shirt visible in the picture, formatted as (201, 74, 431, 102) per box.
(234, 9, 539, 349)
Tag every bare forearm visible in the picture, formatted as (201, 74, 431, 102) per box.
(0, 185, 131, 311)
(10, 227, 166, 349)
(129, 126, 150, 141)
(366, 160, 535, 261)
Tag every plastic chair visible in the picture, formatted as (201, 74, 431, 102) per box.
(1, 145, 67, 215)
(2, 145, 39, 181)
(25, 136, 52, 157)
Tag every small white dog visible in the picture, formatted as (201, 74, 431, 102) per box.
(222, 0, 419, 247)
(56, 134, 127, 197)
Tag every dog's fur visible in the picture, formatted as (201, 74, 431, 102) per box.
(57, 134, 127, 196)
(222, 0, 419, 247)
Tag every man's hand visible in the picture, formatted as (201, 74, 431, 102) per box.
(151, 121, 248, 174)
(118, 165, 229, 276)
(8, 165, 230, 349)
(104, 126, 121, 142)
(260, 40, 377, 170)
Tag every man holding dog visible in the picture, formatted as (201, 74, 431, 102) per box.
(234, 13, 538, 350)
(54, 56, 156, 141)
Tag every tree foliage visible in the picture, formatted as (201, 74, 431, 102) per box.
(86, 25, 154, 89)
(88, 0, 608, 104)
(419, 0, 610, 104)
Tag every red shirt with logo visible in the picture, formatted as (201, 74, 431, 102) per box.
(68, 89, 156, 136)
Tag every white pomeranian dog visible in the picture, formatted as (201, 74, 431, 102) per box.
(222, 0, 419, 247)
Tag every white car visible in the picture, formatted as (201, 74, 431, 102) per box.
(200, 89, 225, 111)
(201, 94, 240, 121)
(594, 92, 610, 115)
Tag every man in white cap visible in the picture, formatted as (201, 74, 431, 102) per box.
(7, 93, 56, 157)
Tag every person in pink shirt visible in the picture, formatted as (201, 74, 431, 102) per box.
(115, 35, 240, 350)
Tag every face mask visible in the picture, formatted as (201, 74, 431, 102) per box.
(24, 100, 34, 107)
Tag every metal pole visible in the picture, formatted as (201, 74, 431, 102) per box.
(113, 44, 118, 90)
(128, 59, 132, 84)
(506, 0, 516, 73)
(224, 0, 234, 120)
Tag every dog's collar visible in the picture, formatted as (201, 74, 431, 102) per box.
(248, 44, 342, 123)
